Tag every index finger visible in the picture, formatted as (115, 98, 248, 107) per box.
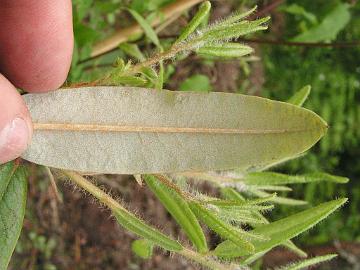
(0, 0, 73, 92)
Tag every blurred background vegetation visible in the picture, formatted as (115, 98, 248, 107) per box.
(13, 0, 359, 269)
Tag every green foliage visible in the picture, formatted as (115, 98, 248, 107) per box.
(275, 254, 337, 270)
(243, 172, 349, 185)
(292, 3, 351, 42)
(189, 201, 257, 253)
(131, 239, 154, 259)
(127, 9, 161, 47)
(263, 0, 360, 245)
(144, 175, 208, 253)
(0, 162, 28, 269)
(287, 85, 311, 107)
(176, 1, 211, 43)
(113, 200, 183, 252)
(179, 74, 212, 92)
(198, 43, 254, 58)
(8, 2, 356, 269)
(214, 198, 347, 258)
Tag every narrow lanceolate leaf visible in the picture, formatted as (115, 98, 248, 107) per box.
(244, 172, 349, 186)
(249, 189, 307, 206)
(206, 196, 275, 211)
(275, 254, 337, 270)
(63, 170, 182, 252)
(189, 201, 261, 253)
(214, 198, 347, 258)
(23, 87, 327, 174)
(113, 204, 182, 252)
(220, 188, 307, 258)
(176, 1, 211, 43)
(198, 43, 253, 58)
(219, 6, 258, 27)
(128, 9, 161, 47)
(0, 162, 28, 269)
(144, 175, 208, 253)
(287, 85, 311, 107)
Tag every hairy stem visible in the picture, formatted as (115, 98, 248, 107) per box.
(178, 248, 244, 270)
(128, 42, 194, 75)
(63, 170, 238, 270)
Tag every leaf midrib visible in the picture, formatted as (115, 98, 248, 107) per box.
(33, 122, 324, 134)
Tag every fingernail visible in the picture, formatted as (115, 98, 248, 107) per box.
(0, 117, 31, 164)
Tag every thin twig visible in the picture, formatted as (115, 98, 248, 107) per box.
(45, 167, 62, 203)
(90, 0, 203, 59)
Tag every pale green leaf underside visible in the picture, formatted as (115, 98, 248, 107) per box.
(0, 163, 27, 269)
(23, 87, 327, 174)
(214, 198, 347, 258)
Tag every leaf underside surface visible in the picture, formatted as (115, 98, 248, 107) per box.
(23, 87, 327, 174)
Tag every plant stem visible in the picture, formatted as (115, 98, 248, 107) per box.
(178, 248, 244, 270)
(61, 170, 123, 211)
(128, 42, 193, 75)
(62, 170, 239, 270)
(90, 0, 203, 58)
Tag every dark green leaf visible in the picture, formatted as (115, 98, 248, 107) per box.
(0, 162, 28, 269)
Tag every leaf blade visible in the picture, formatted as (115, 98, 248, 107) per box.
(0, 162, 28, 269)
(23, 87, 328, 174)
(214, 198, 347, 258)
(144, 175, 208, 253)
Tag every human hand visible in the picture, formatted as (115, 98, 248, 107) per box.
(0, 1, 73, 164)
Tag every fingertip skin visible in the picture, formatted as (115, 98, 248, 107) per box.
(0, 74, 32, 163)
(0, 0, 73, 92)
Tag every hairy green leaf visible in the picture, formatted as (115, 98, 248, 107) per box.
(249, 189, 307, 206)
(275, 254, 337, 270)
(214, 198, 347, 258)
(113, 206, 182, 252)
(189, 201, 263, 253)
(218, 6, 258, 27)
(144, 175, 208, 253)
(23, 87, 327, 174)
(221, 188, 306, 257)
(198, 43, 253, 58)
(245, 172, 349, 185)
(206, 195, 276, 211)
(203, 17, 270, 43)
(176, 1, 211, 43)
(62, 170, 182, 252)
(0, 162, 28, 269)
(287, 85, 311, 107)
(111, 75, 148, 86)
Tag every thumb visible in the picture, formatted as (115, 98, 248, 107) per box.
(0, 74, 32, 164)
